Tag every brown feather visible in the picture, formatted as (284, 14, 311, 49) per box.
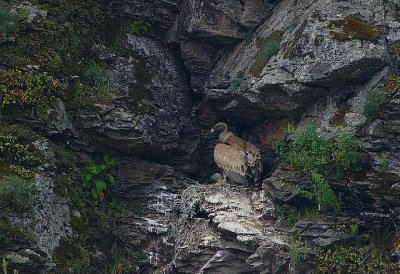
(224, 133, 262, 185)
(214, 144, 248, 184)
(212, 123, 263, 186)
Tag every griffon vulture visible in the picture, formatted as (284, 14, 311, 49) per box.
(210, 122, 262, 187)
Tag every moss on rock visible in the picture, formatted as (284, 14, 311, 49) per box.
(328, 16, 382, 42)
(250, 30, 284, 77)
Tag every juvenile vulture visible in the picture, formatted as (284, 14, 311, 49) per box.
(210, 122, 262, 187)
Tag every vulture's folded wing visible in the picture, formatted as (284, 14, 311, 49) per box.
(214, 143, 248, 184)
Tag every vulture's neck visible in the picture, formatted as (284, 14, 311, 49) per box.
(219, 131, 233, 143)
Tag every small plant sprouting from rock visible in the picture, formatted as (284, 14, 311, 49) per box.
(191, 103, 200, 124)
(130, 19, 151, 35)
(83, 64, 112, 104)
(363, 88, 388, 121)
(18, 8, 30, 20)
(109, 197, 126, 214)
(2, 258, 7, 274)
(82, 155, 118, 200)
(290, 233, 311, 267)
(0, 176, 36, 215)
(285, 207, 320, 227)
(377, 155, 388, 174)
(349, 223, 359, 236)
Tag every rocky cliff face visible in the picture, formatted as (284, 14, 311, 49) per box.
(1, 0, 400, 273)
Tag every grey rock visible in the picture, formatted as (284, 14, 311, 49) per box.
(77, 35, 194, 158)
(203, 0, 392, 122)
(13, 2, 47, 24)
(169, 183, 288, 273)
(33, 175, 71, 259)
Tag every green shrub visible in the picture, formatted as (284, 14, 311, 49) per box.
(0, 176, 35, 214)
(82, 155, 118, 200)
(229, 76, 243, 91)
(275, 124, 361, 173)
(18, 8, 30, 19)
(0, 70, 61, 123)
(285, 207, 320, 227)
(0, 134, 42, 166)
(332, 130, 361, 171)
(130, 20, 151, 35)
(290, 239, 310, 266)
(0, 5, 18, 35)
(275, 123, 332, 172)
(309, 172, 340, 211)
(316, 246, 400, 273)
(349, 223, 359, 236)
(363, 89, 388, 120)
(83, 64, 109, 85)
(82, 64, 112, 104)
(109, 197, 126, 214)
(5, 124, 37, 143)
(274, 123, 362, 212)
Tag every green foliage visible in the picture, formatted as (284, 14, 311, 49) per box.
(274, 123, 362, 212)
(290, 233, 311, 266)
(0, 0, 122, 111)
(53, 145, 77, 169)
(363, 89, 388, 121)
(316, 246, 400, 273)
(349, 223, 359, 236)
(109, 197, 126, 214)
(82, 63, 112, 104)
(83, 64, 109, 85)
(250, 30, 284, 77)
(285, 207, 320, 227)
(0, 70, 61, 122)
(130, 19, 151, 35)
(275, 123, 362, 173)
(1, 258, 6, 274)
(53, 165, 130, 273)
(18, 8, 30, 19)
(52, 239, 90, 273)
(4, 124, 37, 143)
(0, 6, 18, 35)
(377, 155, 388, 174)
(332, 130, 362, 171)
(82, 155, 118, 200)
(0, 176, 36, 215)
(309, 172, 340, 211)
(0, 130, 43, 177)
(275, 123, 332, 172)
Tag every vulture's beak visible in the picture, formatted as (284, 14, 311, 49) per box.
(210, 128, 215, 134)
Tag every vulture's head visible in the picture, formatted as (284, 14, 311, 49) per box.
(210, 173, 223, 184)
(210, 122, 228, 135)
